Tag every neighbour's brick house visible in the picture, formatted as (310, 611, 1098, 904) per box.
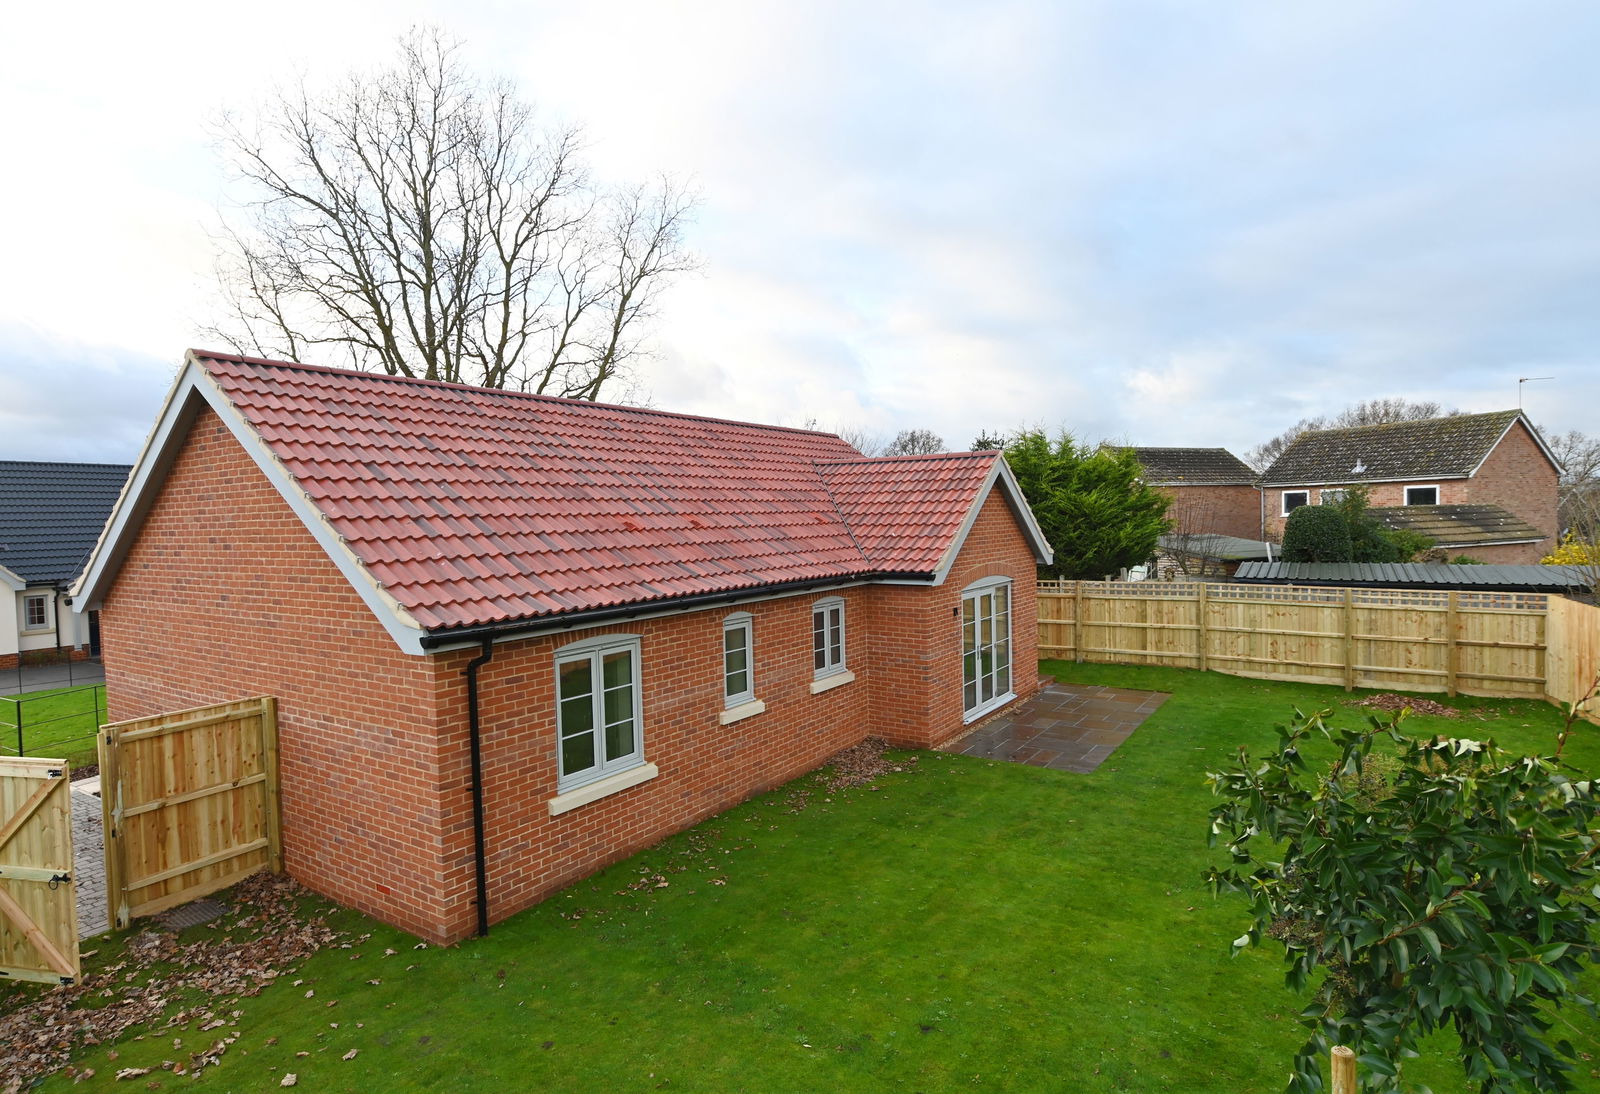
(1118, 447, 1261, 542)
(74, 351, 1051, 942)
(1259, 410, 1561, 564)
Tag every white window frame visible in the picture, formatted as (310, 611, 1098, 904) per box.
(722, 612, 756, 708)
(1319, 489, 1347, 505)
(553, 633, 644, 793)
(962, 576, 1015, 723)
(1404, 484, 1440, 506)
(1281, 490, 1310, 516)
(22, 593, 50, 631)
(811, 597, 846, 679)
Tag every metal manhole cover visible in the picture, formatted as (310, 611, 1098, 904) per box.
(159, 898, 230, 930)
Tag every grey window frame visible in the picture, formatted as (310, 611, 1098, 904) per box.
(22, 593, 50, 631)
(554, 634, 644, 792)
(722, 612, 756, 707)
(811, 597, 846, 678)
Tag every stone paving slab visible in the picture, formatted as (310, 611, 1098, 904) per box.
(71, 785, 108, 938)
(944, 682, 1169, 774)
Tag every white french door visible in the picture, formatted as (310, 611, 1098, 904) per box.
(962, 579, 1013, 721)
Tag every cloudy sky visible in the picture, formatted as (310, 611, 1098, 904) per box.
(3, 1, 1596, 464)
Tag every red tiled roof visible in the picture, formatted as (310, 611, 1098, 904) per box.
(193, 352, 1002, 633)
(819, 453, 998, 572)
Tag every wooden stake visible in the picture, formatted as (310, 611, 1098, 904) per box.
(1331, 1045, 1357, 1094)
(1196, 583, 1209, 673)
(1343, 588, 1356, 692)
(1445, 590, 1459, 697)
(1073, 581, 1084, 663)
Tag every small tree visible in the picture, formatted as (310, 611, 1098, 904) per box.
(1207, 708, 1600, 1093)
(971, 431, 1007, 451)
(1281, 505, 1353, 562)
(1004, 430, 1172, 579)
(881, 429, 947, 457)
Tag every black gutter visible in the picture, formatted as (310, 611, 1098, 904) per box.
(418, 570, 934, 651)
(463, 637, 495, 938)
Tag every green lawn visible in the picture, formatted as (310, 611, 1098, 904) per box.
(0, 684, 104, 768)
(21, 664, 1600, 1092)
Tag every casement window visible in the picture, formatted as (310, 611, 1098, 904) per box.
(1319, 489, 1347, 505)
(722, 613, 755, 707)
(1282, 490, 1309, 515)
(1404, 485, 1440, 506)
(22, 594, 49, 631)
(812, 597, 846, 678)
(554, 635, 643, 792)
(962, 577, 1014, 721)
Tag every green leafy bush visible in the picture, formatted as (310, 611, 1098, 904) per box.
(1207, 708, 1600, 1093)
(1281, 505, 1352, 561)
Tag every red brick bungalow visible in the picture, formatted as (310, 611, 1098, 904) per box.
(74, 351, 1052, 943)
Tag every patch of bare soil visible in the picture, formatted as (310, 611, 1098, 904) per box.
(1347, 693, 1474, 719)
(0, 873, 354, 1092)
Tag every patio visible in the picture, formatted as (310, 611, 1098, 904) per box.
(946, 681, 1170, 772)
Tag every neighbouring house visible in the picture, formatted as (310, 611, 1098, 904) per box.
(73, 351, 1052, 942)
(1259, 410, 1562, 564)
(1117, 447, 1262, 542)
(0, 460, 131, 670)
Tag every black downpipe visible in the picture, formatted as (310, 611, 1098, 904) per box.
(464, 637, 495, 937)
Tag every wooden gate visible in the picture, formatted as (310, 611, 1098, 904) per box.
(100, 697, 282, 931)
(0, 757, 79, 984)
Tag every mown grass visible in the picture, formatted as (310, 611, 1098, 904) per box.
(0, 684, 104, 768)
(25, 664, 1600, 1092)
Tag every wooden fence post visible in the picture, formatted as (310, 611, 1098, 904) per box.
(1073, 581, 1084, 664)
(261, 697, 283, 874)
(1445, 590, 1459, 697)
(1331, 1045, 1357, 1094)
(1342, 588, 1356, 692)
(1196, 583, 1209, 673)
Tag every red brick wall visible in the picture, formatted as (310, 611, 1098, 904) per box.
(1462, 420, 1559, 560)
(99, 414, 1043, 942)
(1162, 484, 1262, 542)
(98, 409, 458, 939)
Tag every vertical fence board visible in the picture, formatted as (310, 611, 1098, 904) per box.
(1037, 581, 1558, 702)
(100, 697, 281, 929)
(1547, 598, 1600, 724)
(0, 757, 79, 984)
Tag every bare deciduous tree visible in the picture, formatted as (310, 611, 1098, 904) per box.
(881, 429, 947, 457)
(210, 27, 697, 399)
(1542, 426, 1600, 538)
(1246, 399, 1455, 472)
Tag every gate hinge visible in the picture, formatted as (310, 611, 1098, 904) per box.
(59, 975, 75, 986)
(48, 768, 63, 778)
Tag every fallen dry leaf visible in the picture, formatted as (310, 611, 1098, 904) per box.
(280, 1073, 298, 1087)
(343, 1048, 359, 1060)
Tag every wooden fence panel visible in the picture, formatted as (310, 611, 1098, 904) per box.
(1036, 581, 1552, 702)
(100, 697, 281, 930)
(0, 756, 79, 985)
(1547, 597, 1600, 723)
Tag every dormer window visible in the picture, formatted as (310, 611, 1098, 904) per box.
(1404, 486, 1439, 506)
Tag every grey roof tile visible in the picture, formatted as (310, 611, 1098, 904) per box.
(1235, 561, 1589, 592)
(1260, 410, 1531, 485)
(0, 461, 132, 584)
(1118, 447, 1257, 485)
(1370, 504, 1543, 547)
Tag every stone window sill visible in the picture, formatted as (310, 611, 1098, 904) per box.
(719, 698, 766, 725)
(548, 762, 659, 816)
(809, 670, 856, 695)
